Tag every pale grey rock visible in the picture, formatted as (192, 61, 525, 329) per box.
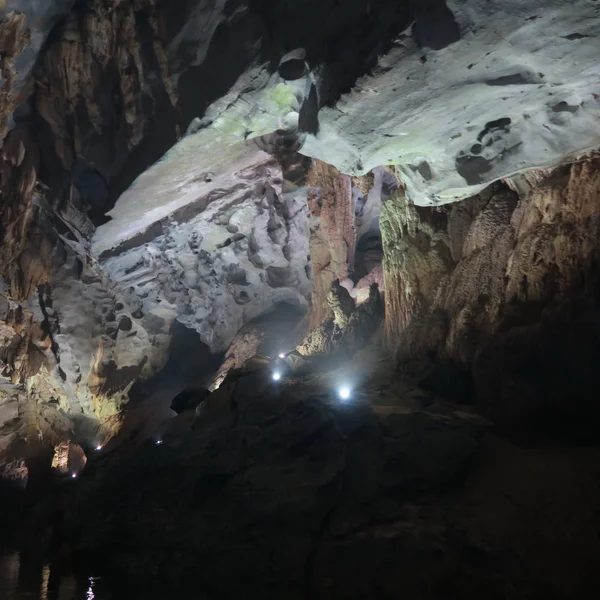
(86, 0, 600, 212)
(99, 157, 311, 353)
(300, 0, 600, 204)
(0, 393, 18, 429)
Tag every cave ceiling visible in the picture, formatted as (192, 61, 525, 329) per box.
(94, 0, 600, 241)
(2, 1, 598, 216)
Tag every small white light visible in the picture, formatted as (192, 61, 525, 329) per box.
(155, 440, 163, 446)
(95, 445, 102, 451)
(278, 353, 285, 359)
(338, 386, 351, 401)
(71, 473, 77, 479)
(272, 371, 282, 382)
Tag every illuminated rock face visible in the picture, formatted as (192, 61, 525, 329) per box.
(50, 441, 69, 474)
(97, 151, 311, 353)
(300, 1, 600, 205)
(0, 0, 599, 479)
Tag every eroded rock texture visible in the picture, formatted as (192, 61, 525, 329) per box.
(383, 154, 600, 439)
(0, 2, 599, 592)
(301, 0, 600, 204)
(306, 161, 356, 327)
(209, 301, 307, 391)
(0, 214, 159, 485)
(99, 151, 311, 353)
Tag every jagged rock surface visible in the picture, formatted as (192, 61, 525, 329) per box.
(209, 301, 307, 391)
(0, 0, 598, 432)
(301, 0, 600, 204)
(382, 154, 600, 438)
(63, 355, 491, 599)
(99, 153, 311, 353)
(305, 161, 357, 327)
(0, 3, 599, 579)
(0, 0, 76, 139)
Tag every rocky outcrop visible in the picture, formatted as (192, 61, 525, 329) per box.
(63, 354, 491, 598)
(0, 1, 76, 140)
(97, 149, 312, 354)
(296, 282, 383, 360)
(382, 155, 600, 438)
(306, 161, 357, 327)
(57, 346, 600, 599)
(209, 301, 307, 391)
(301, 0, 600, 204)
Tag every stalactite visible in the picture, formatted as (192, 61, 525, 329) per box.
(306, 160, 357, 328)
(380, 180, 434, 354)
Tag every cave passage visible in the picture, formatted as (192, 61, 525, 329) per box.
(2, 0, 600, 598)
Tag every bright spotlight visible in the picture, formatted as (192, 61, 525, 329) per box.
(272, 371, 282, 382)
(278, 353, 285, 359)
(155, 440, 163, 446)
(71, 473, 77, 479)
(95, 445, 102, 451)
(338, 386, 351, 401)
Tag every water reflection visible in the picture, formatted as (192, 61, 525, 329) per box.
(0, 551, 19, 600)
(86, 577, 96, 600)
(40, 564, 50, 600)
(0, 550, 199, 600)
(0, 551, 100, 600)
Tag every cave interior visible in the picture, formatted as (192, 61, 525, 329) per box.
(1, 1, 600, 598)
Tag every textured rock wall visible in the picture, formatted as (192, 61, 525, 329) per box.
(32, 0, 181, 216)
(0, 127, 46, 300)
(100, 154, 312, 354)
(0, 1, 76, 140)
(1, 0, 599, 496)
(0, 224, 158, 481)
(382, 154, 600, 436)
(301, 0, 600, 205)
(306, 160, 356, 327)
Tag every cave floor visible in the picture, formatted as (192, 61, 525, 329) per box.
(8, 345, 589, 600)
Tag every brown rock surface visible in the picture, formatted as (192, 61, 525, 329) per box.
(381, 156, 600, 436)
(307, 160, 356, 327)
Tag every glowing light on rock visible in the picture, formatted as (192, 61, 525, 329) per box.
(86, 577, 96, 600)
(278, 353, 285, 359)
(95, 445, 102, 451)
(338, 386, 351, 401)
(272, 371, 282, 381)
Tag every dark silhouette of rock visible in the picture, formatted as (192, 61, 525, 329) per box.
(170, 388, 209, 415)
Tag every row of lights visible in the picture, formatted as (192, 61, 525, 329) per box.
(272, 351, 285, 382)
(271, 351, 353, 401)
(71, 434, 165, 479)
(72, 356, 350, 477)
(72, 443, 103, 478)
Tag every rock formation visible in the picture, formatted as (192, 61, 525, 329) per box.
(0, 1, 600, 597)
(381, 154, 600, 439)
(64, 361, 491, 599)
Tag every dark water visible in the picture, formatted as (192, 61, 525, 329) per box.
(0, 550, 200, 600)
(0, 550, 107, 600)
